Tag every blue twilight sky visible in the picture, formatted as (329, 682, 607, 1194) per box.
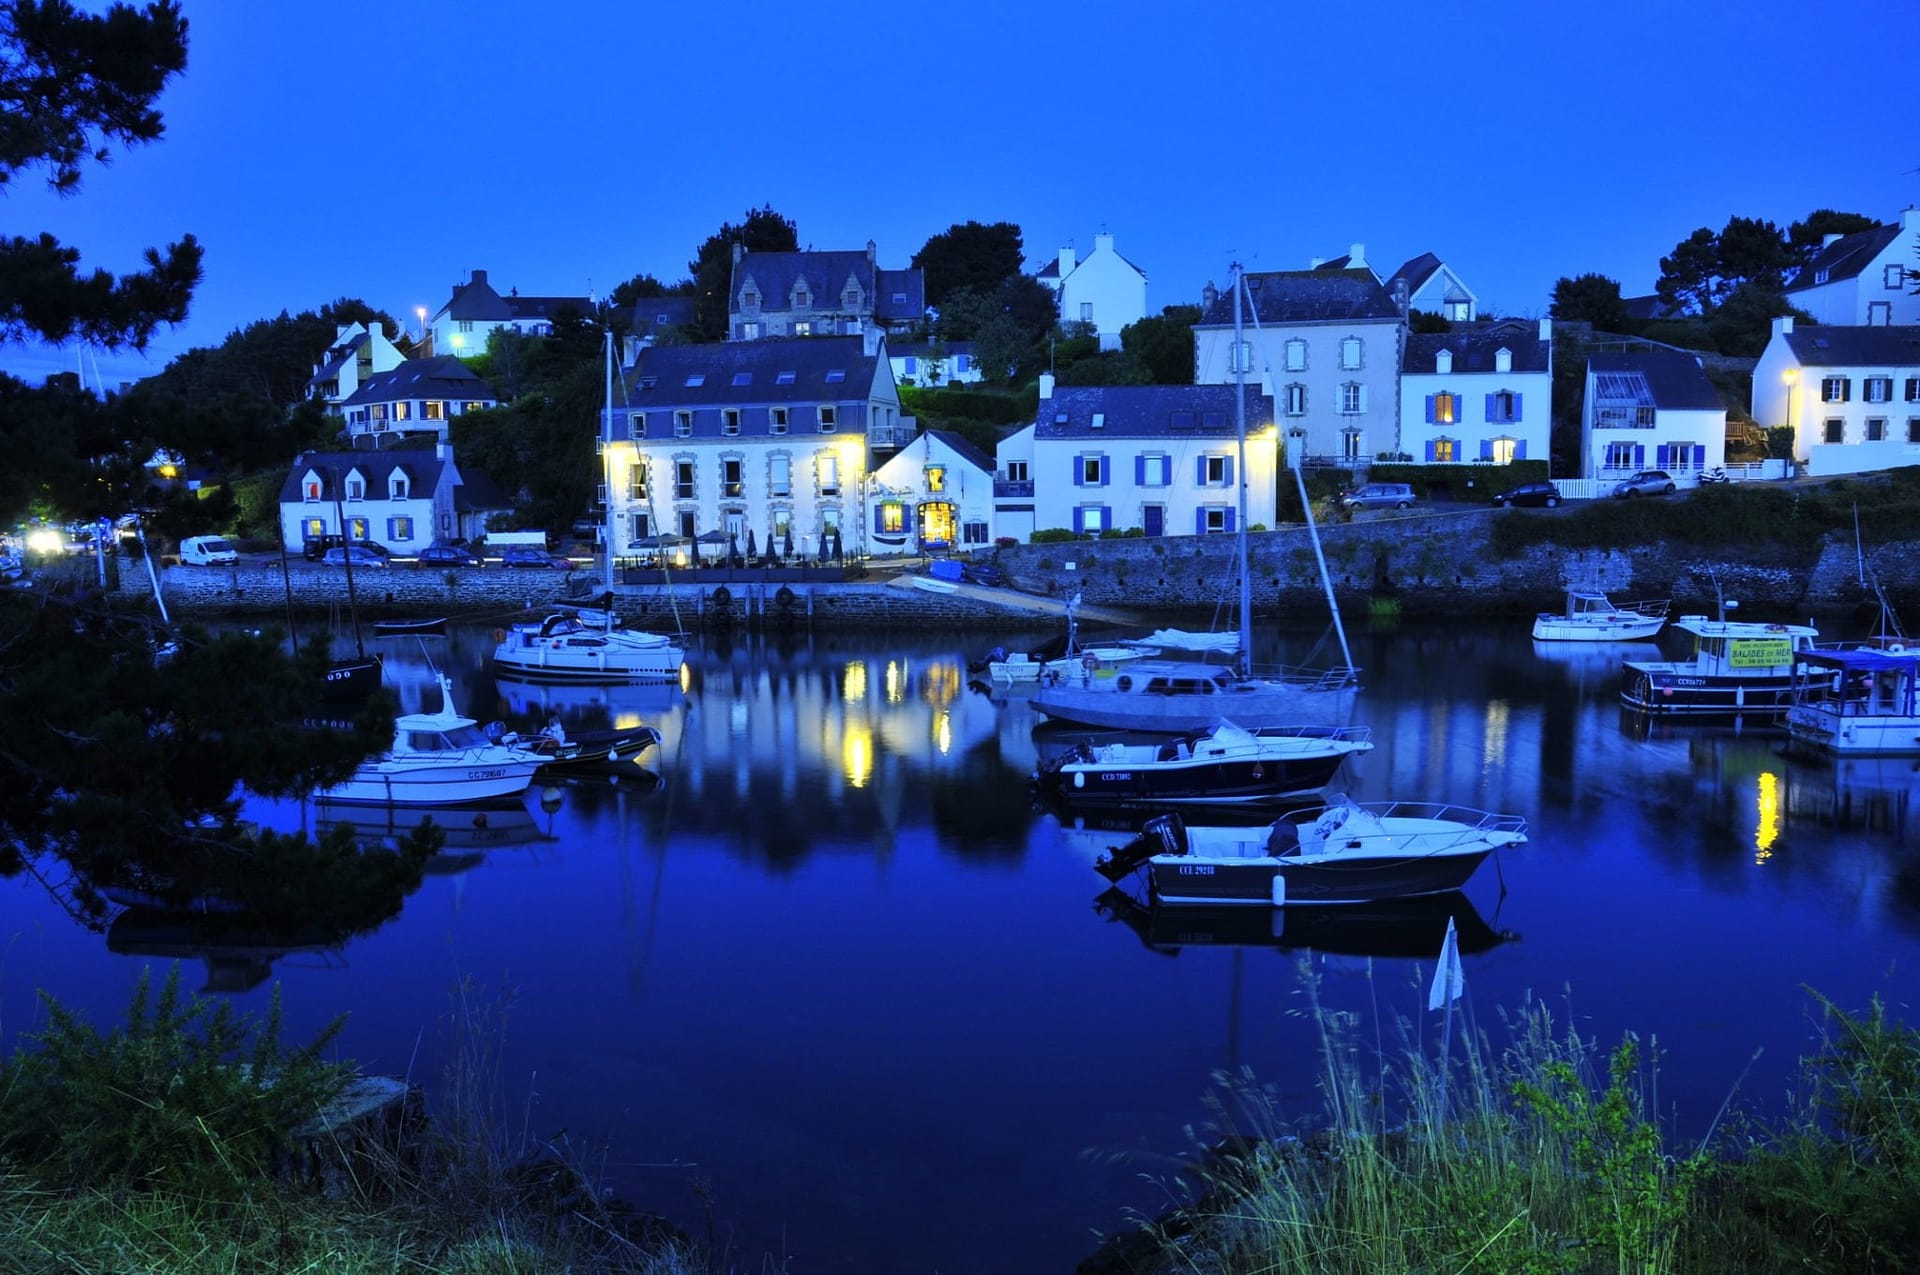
(6, 0, 1917, 389)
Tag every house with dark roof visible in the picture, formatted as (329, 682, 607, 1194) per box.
(1582, 351, 1726, 480)
(426, 268, 593, 360)
(1193, 268, 1404, 467)
(1385, 252, 1477, 323)
(1034, 232, 1148, 352)
(277, 443, 503, 554)
(622, 295, 697, 363)
(728, 242, 923, 343)
(335, 356, 499, 448)
(306, 322, 406, 405)
(994, 379, 1278, 542)
(868, 428, 995, 553)
(1753, 316, 1920, 477)
(888, 340, 981, 387)
(604, 337, 908, 560)
(1399, 321, 1553, 468)
(1784, 209, 1920, 328)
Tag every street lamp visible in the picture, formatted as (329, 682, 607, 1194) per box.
(414, 306, 427, 341)
(1782, 368, 1797, 433)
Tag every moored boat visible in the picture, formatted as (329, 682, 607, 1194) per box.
(1784, 645, 1920, 757)
(1032, 658, 1359, 731)
(313, 673, 545, 805)
(492, 612, 685, 684)
(1097, 796, 1527, 907)
(1533, 590, 1668, 642)
(1620, 613, 1821, 715)
(1031, 718, 1372, 805)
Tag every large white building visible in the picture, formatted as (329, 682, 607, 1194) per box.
(1398, 321, 1553, 466)
(1582, 351, 1725, 479)
(1035, 232, 1148, 352)
(1753, 316, 1920, 476)
(1783, 208, 1920, 328)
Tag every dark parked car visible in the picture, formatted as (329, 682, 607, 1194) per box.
(303, 535, 391, 562)
(1611, 470, 1676, 498)
(320, 545, 390, 569)
(416, 545, 481, 568)
(501, 546, 573, 570)
(1492, 481, 1562, 508)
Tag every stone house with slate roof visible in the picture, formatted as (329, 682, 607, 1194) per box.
(278, 443, 489, 555)
(994, 379, 1278, 543)
(427, 268, 593, 360)
(1582, 351, 1725, 481)
(1753, 316, 1920, 477)
(1385, 252, 1478, 323)
(1784, 209, 1920, 328)
(605, 337, 908, 561)
(868, 429, 995, 554)
(1035, 232, 1148, 351)
(1399, 320, 1553, 469)
(1192, 268, 1403, 468)
(334, 356, 498, 448)
(622, 295, 698, 363)
(306, 322, 406, 406)
(727, 243, 923, 343)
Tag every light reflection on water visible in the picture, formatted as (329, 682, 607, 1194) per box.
(2, 618, 1918, 1272)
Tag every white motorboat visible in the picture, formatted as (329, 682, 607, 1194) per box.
(492, 612, 685, 684)
(1784, 645, 1920, 757)
(313, 674, 545, 805)
(1097, 796, 1527, 907)
(1031, 718, 1373, 805)
(1620, 612, 1821, 715)
(1532, 590, 1669, 642)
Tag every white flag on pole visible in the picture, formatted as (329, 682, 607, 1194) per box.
(1427, 915, 1464, 1012)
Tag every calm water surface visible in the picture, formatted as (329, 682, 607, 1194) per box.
(4, 617, 1919, 1272)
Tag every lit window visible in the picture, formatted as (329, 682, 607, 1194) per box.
(1431, 392, 1457, 424)
(880, 502, 906, 534)
(926, 466, 945, 493)
(1433, 437, 1457, 463)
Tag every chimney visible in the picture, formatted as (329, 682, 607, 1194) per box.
(1308, 256, 1325, 269)
(866, 239, 876, 265)
(1039, 371, 1056, 400)
(1903, 207, 1920, 230)
(1538, 318, 1552, 343)
(1773, 315, 1795, 337)
(1093, 232, 1114, 255)
(1348, 243, 1366, 269)
(471, 268, 488, 288)
(1201, 281, 1218, 310)
(1392, 278, 1409, 316)
(1058, 246, 1075, 278)
(732, 243, 745, 265)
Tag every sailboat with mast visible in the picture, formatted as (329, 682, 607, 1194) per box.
(1030, 263, 1360, 732)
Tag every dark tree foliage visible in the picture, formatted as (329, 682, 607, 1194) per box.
(451, 347, 602, 533)
(1407, 309, 1452, 334)
(1707, 283, 1810, 358)
(1656, 217, 1793, 317)
(912, 220, 1024, 310)
(1787, 209, 1880, 263)
(688, 204, 799, 341)
(1120, 305, 1200, 385)
(937, 275, 1059, 384)
(0, 0, 200, 350)
(1549, 273, 1632, 331)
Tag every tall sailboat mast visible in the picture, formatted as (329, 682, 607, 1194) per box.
(1231, 263, 1253, 678)
(602, 327, 616, 591)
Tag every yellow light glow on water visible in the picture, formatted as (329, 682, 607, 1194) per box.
(1755, 771, 1780, 863)
(921, 661, 961, 707)
(843, 725, 873, 788)
(843, 661, 868, 704)
(1483, 699, 1510, 767)
(614, 712, 643, 732)
(678, 663, 691, 694)
(885, 660, 905, 704)
(934, 711, 952, 755)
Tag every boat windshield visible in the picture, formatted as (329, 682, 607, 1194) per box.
(405, 724, 492, 751)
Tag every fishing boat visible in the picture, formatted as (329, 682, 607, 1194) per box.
(492, 612, 685, 684)
(1783, 645, 1920, 757)
(1096, 796, 1527, 907)
(1620, 608, 1821, 716)
(1532, 590, 1668, 642)
(1031, 718, 1372, 805)
(312, 673, 545, 805)
(1031, 263, 1358, 731)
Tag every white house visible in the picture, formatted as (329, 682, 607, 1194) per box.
(1384, 252, 1478, 323)
(1753, 316, 1920, 477)
(868, 429, 995, 554)
(1582, 351, 1726, 480)
(278, 443, 481, 554)
(334, 356, 499, 448)
(1398, 321, 1553, 466)
(427, 268, 593, 360)
(1783, 208, 1920, 327)
(306, 322, 406, 405)
(1035, 232, 1148, 352)
(606, 336, 908, 562)
(888, 340, 982, 387)
(1192, 268, 1402, 467)
(994, 378, 1278, 542)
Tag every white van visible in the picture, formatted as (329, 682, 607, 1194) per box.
(178, 535, 239, 566)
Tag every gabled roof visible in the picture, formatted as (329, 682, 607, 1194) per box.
(1623, 294, 1682, 322)
(337, 357, 497, 407)
(630, 295, 697, 339)
(874, 268, 924, 322)
(1786, 222, 1904, 293)
(454, 467, 512, 512)
(307, 331, 368, 388)
(924, 427, 995, 474)
(1402, 329, 1550, 375)
(441, 271, 591, 322)
(732, 249, 925, 322)
(1035, 385, 1275, 440)
(279, 448, 449, 503)
(625, 336, 883, 407)
(1197, 269, 1401, 325)
(1782, 325, 1920, 368)
(1586, 352, 1722, 411)
(1386, 253, 1443, 295)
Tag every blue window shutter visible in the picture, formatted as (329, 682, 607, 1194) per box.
(872, 506, 884, 533)
(1134, 454, 1145, 485)
(1223, 456, 1234, 485)
(1194, 507, 1207, 535)
(1195, 456, 1207, 485)
(1515, 439, 1527, 459)
(1073, 455, 1084, 487)
(1483, 393, 1495, 422)
(1224, 508, 1236, 533)
(1633, 444, 1645, 467)
(1425, 394, 1437, 424)
(1511, 392, 1523, 420)
(1097, 453, 1109, 486)
(1424, 439, 1437, 461)
(1099, 506, 1112, 532)
(1692, 443, 1705, 467)
(1655, 444, 1668, 468)
(1480, 438, 1493, 460)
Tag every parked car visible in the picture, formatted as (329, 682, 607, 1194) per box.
(303, 535, 391, 562)
(416, 545, 481, 568)
(1339, 482, 1416, 511)
(1491, 481, 1562, 509)
(501, 546, 573, 570)
(177, 534, 239, 566)
(1611, 470, 1676, 498)
(321, 545, 390, 569)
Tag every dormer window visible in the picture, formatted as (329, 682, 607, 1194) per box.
(844, 288, 861, 308)
(345, 475, 365, 500)
(741, 289, 759, 309)
(304, 477, 323, 502)
(793, 288, 810, 308)
(389, 474, 409, 500)
(1494, 347, 1512, 374)
(1435, 349, 1453, 374)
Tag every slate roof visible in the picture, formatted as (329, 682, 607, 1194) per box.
(1783, 325, 1920, 367)
(1036, 242, 1149, 282)
(1402, 329, 1550, 375)
(1786, 222, 1904, 293)
(1035, 385, 1275, 440)
(443, 272, 591, 322)
(875, 268, 924, 322)
(306, 332, 367, 391)
(279, 448, 448, 503)
(731, 249, 925, 323)
(454, 466, 512, 512)
(1196, 269, 1401, 325)
(924, 427, 995, 474)
(630, 295, 697, 339)
(625, 336, 882, 407)
(1586, 352, 1722, 411)
(337, 357, 497, 408)
(1386, 253, 1443, 296)
(1623, 294, 1681, 322)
